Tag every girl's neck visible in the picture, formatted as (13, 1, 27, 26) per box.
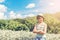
(38, 22, 43, 24)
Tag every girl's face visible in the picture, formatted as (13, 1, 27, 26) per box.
(37, 17, 43, 23)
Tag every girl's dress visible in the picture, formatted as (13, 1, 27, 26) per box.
(35, 22, 47, 40)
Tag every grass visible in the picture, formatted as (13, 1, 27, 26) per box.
(0, 30, 60, 40)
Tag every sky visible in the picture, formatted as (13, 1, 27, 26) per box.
(0, 0, 60, 19)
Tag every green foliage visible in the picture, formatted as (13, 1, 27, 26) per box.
(0, 14, 60, 33)
(15, 24, 29, 31)
(25, 17, 37, 31)
(44, 14, 60, 34)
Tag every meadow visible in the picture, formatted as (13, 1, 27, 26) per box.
(0, 13, 60, 40)
(0, 30, 60, 40)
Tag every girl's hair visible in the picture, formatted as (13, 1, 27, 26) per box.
(36, 15, 44, 19)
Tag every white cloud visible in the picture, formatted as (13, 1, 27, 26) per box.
(49, 2, 55, 6)
(32, 10, 40, 12)
(9, 11, 16, 19)
(0, 13, 7, 19)
(9, 11, 23, 19)
(26, 3, 35, 8)
(27, 14, 35, 17)
(4, 15, 7, 19)
(24, 13, 35, 18)
(9, 11, 36, 19)
(0, 4, 7, 19)
(0, 0, 5, 3)
(26, 10, 39, 12)
(16, 13, 22, 18)
(0, 4, 7, 13)
(39, 0, 60, 13)
(46, 0, 60, 13)
(0, 13, 4, 19)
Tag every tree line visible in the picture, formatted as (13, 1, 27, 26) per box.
(0, 14, 60, 34)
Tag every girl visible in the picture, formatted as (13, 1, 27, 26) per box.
(33, 14, 47, 40)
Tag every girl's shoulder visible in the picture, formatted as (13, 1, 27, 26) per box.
(42, 22, 47, 27)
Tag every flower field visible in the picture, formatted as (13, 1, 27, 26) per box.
(0, 30, 60, 40)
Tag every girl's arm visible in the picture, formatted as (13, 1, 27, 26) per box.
(37, 24, 47, 34)
(33, 25, 38, 33)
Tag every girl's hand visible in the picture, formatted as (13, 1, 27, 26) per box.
(37, 30, 42, 32)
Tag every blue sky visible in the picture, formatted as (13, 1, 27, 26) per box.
(0, 0, 60, 19)
(4, 0, 37, 11)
